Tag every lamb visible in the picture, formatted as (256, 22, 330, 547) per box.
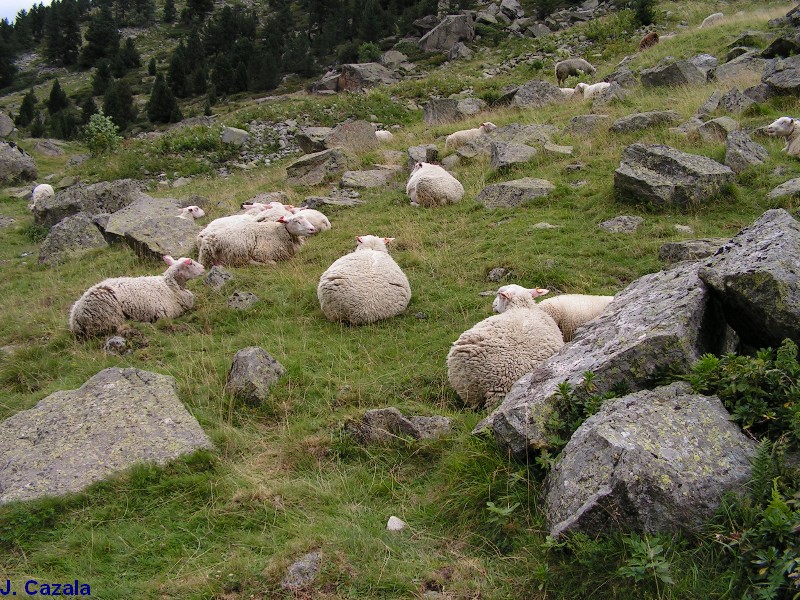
(197, 213, 316, 267)
(375, 130, 394, 142)
(559, 87, 577, 99)
(68, 255, 205, 338)
(177, 205, 206, 220)
(574, 81, 611, 100)
(405, 162, 465, 207)
(240, 201, 295, 220)
(28, 183, 54, 211)
(447, 286, 563, 409)
(493, 285, 615, 342)
(638, 31, 659, 51)
(766, 116, 800, 157)
(555, 58, 596, 86)
(294, 207, 332, 232)
(699, 12, 723, 28)
(317, 235, 411, 325)
(444, 122, 498, 151)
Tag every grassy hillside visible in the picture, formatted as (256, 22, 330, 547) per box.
(1, 1, 798, 598)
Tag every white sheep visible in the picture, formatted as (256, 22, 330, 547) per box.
(294, 207, 332, 232)
(699, 12, 723, 28)
(240, 201, 295, 220)
(559, 87, 577, 99)
(68, 255, 205, 338)
(317, 235, 411, 325)
(493, 285, 614, 342)
(447, 286, 563, 409)
(405, 162, 465, 207)
(766, 116, 800, 157)
(375, 130, 394, 142)
(177, 205, 206, 220)
(197, 213, 316, 267)
(445, 122, 498, 151)
(575, 81, 611, 100)
(28, 183, 54, 211)
(555, 58, 597, 86)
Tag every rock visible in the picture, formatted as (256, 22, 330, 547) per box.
(743, 83, 773, 103)
(345, 407, 452, 444)
(500, 0, 524, 19)
(338, 63, 400, 91)
(476, 260, 731, 458)
(280, 550, 321, 590)
(674, 224, 693, 234)
(606, 67, 638, 89)
(599, 215, 644, 233)
(412, 14, 439, 33)
(510, 80, 565, 109)
(204, 265, 233, 290)
(564, 115, 610, 136)
(286, 149, 351, 186)
(670, 117, 704, 136)
(487, 267, 512, 282)
(324, 120, 380, 153)
(475, 178, 555, 208)
(103, 195, 201, 260)
(689, 53, 718, 77)
(0, 113, 13, 137)
(456, 123, 557, 159)
(533, 222, 559, 229)
(697, 90, 721, 118)
(225, 347, 286, 407)
(699, 209, 800, 348)
(716, 50, 770, 81)
(220, 126, 249, 146)
(380, 50, 407, 68)
(591, 82, 629, 107)
(38, 213, 108, 266)
(56, 175, 78, 188)
(0, 368, 212, 504)
(0, 216, 15, 228)
(528, 23, 553, 38)
(544, 142, 572, 155)
(103, 336, 127, 355)
(614, 144, 735, 208)
(490, 141, 538, 169)
(640, 58, 709, 87)
(766, 178, 800, 200)
(32, 179, 141, 228)
(544, 382, 755, 537)
(724, 130, 768, 173)
(32, 139, 64, 156)
(448, 42, 473, 61)
(309, 70, 340, 94)
(227, 291, 259, 310)
(419, 14, 475, 53)
(296, 127, 333, 154)
(658, 238, 726, 264)
(67, 154, 89, 167)
(610, 110, 682, 133)
(387, 516, 407, 531)
(762, 54, 800, 95)
(696, 116, 738, 142)
(729, 30, 774, 48)
(408, 144, 439, 169)
(719, 87, 755, 114)
(423, 98, 486, 125)
(761, 35, 800, 59)
(440, 155, 460, 169)
(0, 141, 37, 185)
(340, 169, 397, 188)
(172, 177, 191, 188)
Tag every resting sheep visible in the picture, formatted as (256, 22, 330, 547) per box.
(555, 58, 596, 86)
(294, 207, 331, 232)
(406, 162, 465, 207)
(559, 87, 577, 99)
(447, 286, 563, 409)
(699, 12, 723, 28)
(575, 81, 611, 100)
(68, 255, 205, 338)
(445, 122, 498, 151)
(177, 205, 206, 220)
(317, 235, 411, 325)
(375, 130, 394, 142)
(766, 116, 800, 158)
(197, 213, 316, 267)
(638, 31, 659, 51)
(28, 183, 54, 211)
(493, 285, 615, 342)
(240, 201, 295, 220)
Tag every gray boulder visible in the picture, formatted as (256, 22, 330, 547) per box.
(423, 98, 486, 125)
(500, 0, 524, 20)
(0, 367, 212, 504)
(606, 67, 638, 89)
(103, 195, 201, 260)
(448, 42, 473, 61)
(281, 551, 321, 590)
(309, 70, 340, 94)
(338, 63, 400, 92)
(591, 82, 630, 107)
(761, 35, 800, 59)
(490, 141, 538, 169)
(716, 51, 770, 81)
(0, 113, 13, 137)
(724, 130, 768, 173)
(766, 178, 800, 200)
(419, 14, 475, 52)
(296, 127, 333, 154)
(699, 209, 800, 348)
(641, 58, 709, 87)
(599, 215, 643, 233)
(719, 87, 755, 114)
(324, 120, 379, 153)
(0, 141, 37, 185)
(564, 115, 610, 136)
(380, 50, 408, 68)
(510, 80, 565, 109)
(408, 144, 439, 169)
(32, 139, 64, 156)
(614, 143, 735, 207)
(220, 126, 249, 146)
(33, 179, 141, 228)
(544, 382, 755, 538)
(341, 169, 398, 188)
(610, 110, 682, 133)
(476, 260, 731, 458)
(744, 83, 773, 103)
(286, 149, 351, 186)
(38, 213, 108, 266)
(475, 178, 555, 208)
(762, 54, 800, 95)
(697, 90, 722, 116)
(696, 116, 739, 142)
(345, 407, 453, 444)
(658, 238, 726, 264)
(456, 123, 557, 160)
(225, 347, 286, 407)
(204, 265, 233, 290)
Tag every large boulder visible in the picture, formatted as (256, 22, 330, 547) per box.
(544, 382, 756, 538)
(614, 144, 735, 208)
(38, 213, 109, 266)
(456, 123, 557, 159)
(32, 179, 141, 228)
(286, 148, 351, 186)
(699, 209, 800, 348)
(762, 54, 800, 95)
(564, 115, 611, 136)
(324, 120, 379, 153)
(423, 98, 486, 125)
(296, 127, 333, 154)
(489, 142, 538, 169)
(641, 58, 709, 88)
(475, 178, 555, 208)
(0, 113, 13, 137)
(338, 63, 400, 92)
(509, 80, 565, 109)
(0, 141, 37, 185)
(475, 260, 731, 459)
(418, 14, 475, 52)
(724, 130, 768, 173)
(696, 116, 738, 142)
(610, 110, 682, 133)
(659, 238, 727, 264)
(0, 368, 212, 504)
(104, 195, 202, 260)
(716, 50, 771, 81)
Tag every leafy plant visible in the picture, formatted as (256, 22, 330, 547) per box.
(357, 42, 381, 63)
(618, 534, 675, 592)
(83, 110, 122, 155)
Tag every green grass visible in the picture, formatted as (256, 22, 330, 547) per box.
(1, 0, 799, 597)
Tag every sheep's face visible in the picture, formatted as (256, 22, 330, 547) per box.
(493, 285, 549, 313)
(187, 205, 205, 219)
(767, 117, 795, 137)
(355, 235, 392, 252)
(164, 256, 205, 282)
(481, 122, 498, 133)
(411, 162, 425, 174)
(282, 214, 316, 237)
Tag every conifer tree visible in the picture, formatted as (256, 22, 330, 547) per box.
(46, 78, 69, 114)
(43, 0, 63, 64)
(59, 0, 82, 65)
(119, 38, 141, 70)
(103, 79, 135, 130)
(92, 59, 113, 95)
(148, 57, 156, 76)
(232, 61, 249, 93)
(80, 96, 98, 125)
(190, 65, 207, 95)
(211, 54, 233, 95)
(249, 48, 278, 92)
(30, 112, 45, 137)
(147, 72, 181, 123)
(167, 41, 189, 98)
(16, 89, 37, 127)
(163, 0, 176, 23)
(0, 36, 16, 88)
(185, 0, 213, 22)
(80, 4, 120, 67)
(358, 0, 385, 43)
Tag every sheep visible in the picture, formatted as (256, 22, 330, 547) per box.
(28, 183, 54, 211)
(317, 235, 411, 325)
(559, 87, 577, 99)
(493, 285, 615, 342)
(638, 31, 659, 51)
(575, 81, 611, 100)
(68, 255, 205, 338)
(699, 12, 723, 28)
(405, 162, 465, 207)
(444, 122, 498, 151)
(177, 205, 206, 220)
(240, 201, 295, 220)
(447, 286, 563, 409)
(375, 130, 394, 142)
(197, 213, 316, 267)
(555, 58, 597, 86)
(766, 116, 800, 157)
(294, 207, 332, 232)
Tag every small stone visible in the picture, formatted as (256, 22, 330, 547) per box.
(533, 222, 559, 229)
(227, 291, 259, 310)
(415, 312, 427, 319)
(675, 224, 694, 234)
(204, 266, 233, 290)
(599, 215, 644, 233)
(487, 267, 511, 282)
(387, 516, 407, 531)
(280, 550, 321, 590)
(103, 336, 128, 355)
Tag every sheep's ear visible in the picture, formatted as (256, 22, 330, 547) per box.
(383, 237, 395, 244)
(531, 287, 550, 298)
(278, 216, 287, 223)
(356, 236, 364, 243)
(499, 290, 513, 300)
(163, 255, 175, 265)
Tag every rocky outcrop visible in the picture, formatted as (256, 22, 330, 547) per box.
(509, 80, 565, 108)
(475, 178, 555, 208)
(716, 51, 771, 81)
(286, 149, 351, 186)
(0, 141, 37, 185)
(338, 63, 400, 92)
(38, 213, 108, 266)
(32, 179, 141, 228)
(724, 130, 768, 173)
(419, 14, 475, 52)
(225, 347, 286, 407)
(423, 98, 486, 125)
(610, 111, 682, 133)
(658, 238, 726, 264)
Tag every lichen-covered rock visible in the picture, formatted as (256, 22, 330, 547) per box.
(280, 550, 321, 590)
(340, 169, 397, 188)
(510, 80, 565, 109)
(423, 98, 486, 125)
(725, 130, 768, 173)
(296, 127, 333, 154)
(762, 54, 800, 95)
(324, 120, 380, 153)
(38, 213, 108, 266)
(641, 58, 709, 87)
(0, 141, 37, 185)
(344, 407, 453, 444)
(337, 63, 399, 91)
(544, 382, 756, 537)
(408, 144, 439, 169)
(489, 141, 538, 169)
(225, 347, 286, 407)
(658, 238, 726, 264)
(599, 215, 644, 233)
(610, 111, 682, 133)
(0, 368, 212, 504)
(0, 113, 13, 137)
(564, 115, 611, 136)
(699, 209, 800, 348)
(204, 265, 233, 290)
(696, 116, 738, 142)
(766, 178, 800, 200)
(456, 123, 556, 160)
(475, 178, 555, 208)
(716, 51, 770, 81)
(32, 179, 141, 228)
(418, 14, 475, 52)
(286, 149, 351, 186)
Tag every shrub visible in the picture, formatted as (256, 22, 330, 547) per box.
(358, 42, 381, 63)
(83, 110, 123, 155)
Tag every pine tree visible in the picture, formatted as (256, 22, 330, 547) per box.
(80, 96, 98, 125)
(148, 57, 156, 76)
(0, 36, 16, 88)
(59, 0, 82, 65)
(249, 49, 278, 92)
(30, 112, 45, 137)
(92, 59, 113, 95)
(80, 4, 120, 68)
(103, 79, 135, 130)
(358, 0, 385, 43)
(211, 54, 233, 95)
(48, 107, 79, 139)
(185, 0, 213, 22)
(147, 72, 181, 123)
(46, 78, 69, 114)
(190, 65, 207, 95)
(163, 0, 176, 23)
(16, 89, 37, 127)
(167, 41, 189, 98)
(232, 61, 249, 93)
(43, 0, 63, 64)
(119, 38, 141, 70)
(283, 33, 315, 78)
(206, 83, 216, 106)
(132, 0, 156, 27)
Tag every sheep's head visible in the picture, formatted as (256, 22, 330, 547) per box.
(481, 122, 498, 133)
(574, 82, 588, 93)
(178, 205, 206, 220)
(163, 255, 205, 284)
(492, 284, 549, 313)
(766, 117, 796, 137)
(355, 235, 393, 252)
(279, 214, 316, 237)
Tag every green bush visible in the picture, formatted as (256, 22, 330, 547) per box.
(357, 42, 381, 63)
(83, 110, 123, 156)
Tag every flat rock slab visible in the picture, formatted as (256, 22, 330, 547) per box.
(345, 407, 453, 444)
(725, 130, 768, 173)
(340, 169, 398, 188)
(286, 148, 351, 186)
(38, 213, 108, 266)
(610, 110, 682, 133)
(0, 368, 212, 504)
(544, 382, 755, 537)
(766, 178, 800, 200)
(716, 51, 770, 81)
(697, 116, 738, 142)
(33, 179, 141, 228)
(490, 141, 538, 169)
(659, 238, 727, 264)
(423, 98, 486, 125)
(475, 177, 555, 208)
(699, 209, 800, 348)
